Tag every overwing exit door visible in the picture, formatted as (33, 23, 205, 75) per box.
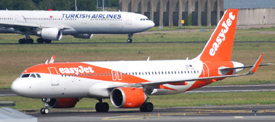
(48, 67, 59, 86)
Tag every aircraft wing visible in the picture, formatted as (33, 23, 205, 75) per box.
(0, 21, 71, 30)
(114, 54, 266, 89)
(0, 21, 40, 28)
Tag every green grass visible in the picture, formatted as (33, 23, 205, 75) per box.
(1, 91, 275, 110)
(0, 27, 275, 89)
(151, 91, 275, 107)
(0, 43, 275, 89)
(147, 26, 216, 31)
(1, 27, 275, 44)
(0, 27, 275, 110)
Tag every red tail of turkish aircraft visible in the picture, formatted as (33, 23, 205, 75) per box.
(195, 9, 238, 62)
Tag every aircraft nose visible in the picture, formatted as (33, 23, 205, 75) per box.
(11, 79, 31, 97)
(149, 21, 155, 27)
(11, 79, 22, 95)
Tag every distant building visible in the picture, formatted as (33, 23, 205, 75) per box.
(224, 0, 275, 9)
(118, 0, 275, 26)
(224, 0, 275, 25)
(118, 0, 224, 26)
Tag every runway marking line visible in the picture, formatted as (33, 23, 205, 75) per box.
(234, 116, 244, 119)
(102, 117, 143, 121)
(101, 115, 172, 121)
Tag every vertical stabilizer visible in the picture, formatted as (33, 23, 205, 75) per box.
(195, 9, 238, 62)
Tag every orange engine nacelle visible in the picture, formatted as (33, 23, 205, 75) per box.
(47, 98, 79, 108)
(110, 87, 147, 108)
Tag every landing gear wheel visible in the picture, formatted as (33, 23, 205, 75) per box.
(40, 108, 50, 114)
(44, 40, 52, 44)
(101, 103, 109, 112)
(19, 39, 26, 44)
(95, 102, 109, 112)
(127, 33, 133, 43)
(140, 102, 153, 112)
(95, 103, 102, 112)
(37, 38, 44, 44)
(127, 39, 132, 43)
(44, 108, 50, 114)
(26, 39, 34, 44)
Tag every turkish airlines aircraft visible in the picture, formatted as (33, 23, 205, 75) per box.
(0, 10, 154, 44)
(11, 9, 272, 114)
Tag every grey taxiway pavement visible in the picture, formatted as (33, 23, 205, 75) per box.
(29, 105, 275, 122)
(2, 84, 275, 121)
(2, 84, 275, 96)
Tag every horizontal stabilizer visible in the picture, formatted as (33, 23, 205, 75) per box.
(220, 63, 273, 71)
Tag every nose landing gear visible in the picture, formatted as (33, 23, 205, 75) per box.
(40, 98, 50, 114)
(127, 33, 133, 43)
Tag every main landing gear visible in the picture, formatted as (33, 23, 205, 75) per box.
(127, 33, 133, 43)
(18, 38, 52, 44)
(40, 98, 50, 114)
(95, 99, 109, 112)
(18, 38, 34, 44)
(36, 38, 52, 44)
(140, 102, 154, 112)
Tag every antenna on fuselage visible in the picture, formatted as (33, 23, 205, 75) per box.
(147, 56, 150, 61)
(45, 55, 55, 64)
(49, 55, 55, 63)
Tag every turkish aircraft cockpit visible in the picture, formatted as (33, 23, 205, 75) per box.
(140, 18, 149, 21)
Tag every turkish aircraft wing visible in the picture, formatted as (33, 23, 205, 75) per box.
(0, 21, 40, 28)
(0, 21, 71, 30)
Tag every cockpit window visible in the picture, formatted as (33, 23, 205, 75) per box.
(36, 74, 41, 78)
(30, 74, 36, 78)
(21, 74, 30, 78)
(20, 73, 41, 78)
(140, 18, 149, 21)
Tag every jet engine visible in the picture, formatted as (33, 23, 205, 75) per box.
(45, 98, 79, 108)
(110, 87, 147, 108)
(37, 28, 63, 40)
(73, 34, 93, 39)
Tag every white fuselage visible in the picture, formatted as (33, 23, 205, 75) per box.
(0, 10, 155, 35)
(11, 60, 207, 98)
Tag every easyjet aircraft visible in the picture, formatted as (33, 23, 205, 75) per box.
(11, 9, 272, 114)
(0, 10, 154, 44)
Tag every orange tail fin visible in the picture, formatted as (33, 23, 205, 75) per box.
(195, 9, 238, 62)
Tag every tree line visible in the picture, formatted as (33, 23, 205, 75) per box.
(0, 0, 118, 11)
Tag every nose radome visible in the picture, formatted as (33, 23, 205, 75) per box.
(11, 79, 27, 96)
(150, 21, 155, 27)
(11, 80, 20, 94)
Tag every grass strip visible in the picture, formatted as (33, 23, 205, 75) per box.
(1, 91, 274, 110)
